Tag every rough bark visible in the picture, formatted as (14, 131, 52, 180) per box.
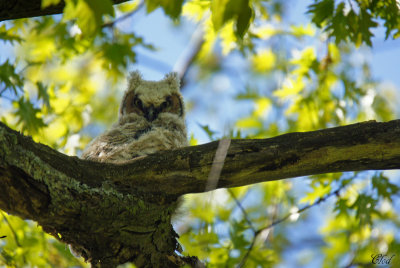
(1, 119, 400, 267)
(0, 0, 130, 22)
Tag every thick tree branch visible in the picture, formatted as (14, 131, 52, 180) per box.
(1, 119, 400, 266)
(0, 0, 130, 22)
(1, 120, 400, 198)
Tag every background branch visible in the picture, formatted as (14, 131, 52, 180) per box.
(0, 0, 130, 22)
(238, 185, 344, 268)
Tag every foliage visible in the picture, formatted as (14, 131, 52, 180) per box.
(308, 0, 400, 46)
(0, 213, 88, 267)
(0, 0, 400, 267)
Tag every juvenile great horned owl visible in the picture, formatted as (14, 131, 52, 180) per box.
(82, 71, 188, 163)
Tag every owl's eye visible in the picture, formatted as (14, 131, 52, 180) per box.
(160, 96, 172, 110)
(166, 96, 172, 106)
(133, 97, 143, 108)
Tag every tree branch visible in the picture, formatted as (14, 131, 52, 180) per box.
(0, 0, 130, 22)
(1, 120, 400, 198)
(102, 0, 144, 28)
(1, 119, 400, 266)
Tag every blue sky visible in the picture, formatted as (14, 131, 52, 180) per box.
(127, 2, 400, 145)
(1, 1, 399, 143)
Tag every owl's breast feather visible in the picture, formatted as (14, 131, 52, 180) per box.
(133, 127, 152, 139)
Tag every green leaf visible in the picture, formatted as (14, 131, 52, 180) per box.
(0, 25, 24, 44)
(309, 0, 380, 46)
(307, 0, 334, 27)
(229, 220, 248, 249)
(300, 183, 331, 205)
(357, 8, 378, 46)
(333, 198, 350, 217)
(350, 194, 379, 226)
(361, 0, 400, 40)
(36, 82, 51, 109)
(236, 117, 262, 129)
(377, 0, 400, 39)
(198, 123, 218, 140)
(85, 0, 115, 20)
(209, 247, 229, 264)
(0, 60, 24, 96)
(235, 0, 253, 38)
(328, 2, 348, 44)
(211, 0, 253, 38)
(145, 0, 184, 19)
(211, 0, 231, 30)
(372, 173, 400, 201)
(235, 85, 260, 100)
(42, 0, 62, 8)
(63, 0, 114, 36)
(100, 36, 137, 74)
(14, 97, 46, 134)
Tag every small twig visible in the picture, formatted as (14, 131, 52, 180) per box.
(173, 23, 205, 83)
(238, 186, 344, 268)
(227, 189, 256, 232)
(0, 94, 14, 101)
(238, 232, 257, 268)
(0, 86, 7, 96)
(347, 0, 355, 11)
(102, 0, 145, 28)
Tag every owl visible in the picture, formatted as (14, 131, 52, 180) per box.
(71, 72, 187, 262)
(81, 71, 188, 163)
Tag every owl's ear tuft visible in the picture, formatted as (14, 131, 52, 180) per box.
(164, 72, 180, 89)
(128, 71, 142, 88)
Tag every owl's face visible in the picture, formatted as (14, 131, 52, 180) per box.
(119, 72, 184, 122)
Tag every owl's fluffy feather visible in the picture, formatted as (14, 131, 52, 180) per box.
(81, 72, 188, 163)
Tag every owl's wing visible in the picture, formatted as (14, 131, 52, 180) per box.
(81, 127, 130, 161)
(81, 118, 151, 162)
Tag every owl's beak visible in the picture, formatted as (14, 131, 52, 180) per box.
(145, 105, 158, 121)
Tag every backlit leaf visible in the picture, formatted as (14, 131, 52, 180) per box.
(145, 0, 184, 19)
(63, 0, 114, 36)
(235, 0, 253, 38)
(251, 49, 276, 72)
(307, 0, 334, 27)
(14, 97, 46, 134)
(37, 82, 51, 109)
(198, 123, 218, 140)
(0, 60, 23, 95)
(350, 194, 380, 226)
(236, 117, 262, 129)
(372, 173, 400, 201)
(41, 0, 62, 8)
(0, 25, 23, 44)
